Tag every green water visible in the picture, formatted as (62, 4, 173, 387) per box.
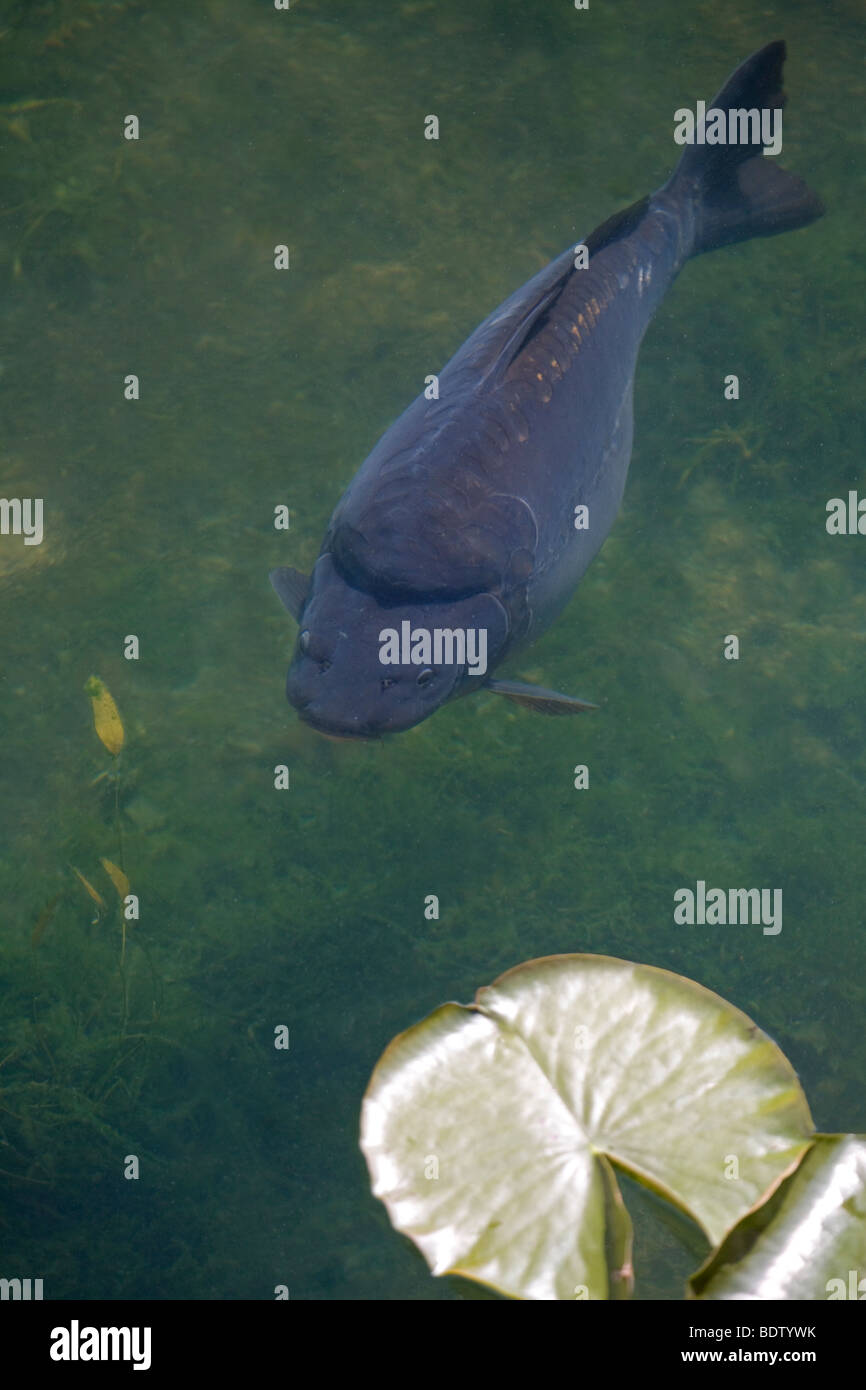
(0, 0, 862, 1300)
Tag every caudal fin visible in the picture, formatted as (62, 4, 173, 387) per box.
(668, 40, 824, 255)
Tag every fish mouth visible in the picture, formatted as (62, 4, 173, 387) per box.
(310, 724, 381, 743)
(292, 698, 383, 741)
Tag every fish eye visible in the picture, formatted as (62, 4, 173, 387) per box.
(416, 668, 435, 687)
(298, 630, 311, 654)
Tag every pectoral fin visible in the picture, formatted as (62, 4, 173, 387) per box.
(269, 566, 310, 620)
(486, 678, 597, 716)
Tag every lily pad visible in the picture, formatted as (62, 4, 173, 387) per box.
(690, 1133, 866, 1300)
(360, 954, 813, 1300)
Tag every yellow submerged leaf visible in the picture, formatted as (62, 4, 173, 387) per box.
(31, 893, 62, 947)
(71, 865, 106, 912)
(85, 675, 124, 755)
(100, 857, 130, 899)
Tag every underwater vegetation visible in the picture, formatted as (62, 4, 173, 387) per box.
(3, 681, 152, 1193)
(2, 673, 350, 1297)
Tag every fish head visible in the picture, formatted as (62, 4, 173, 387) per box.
(284, 554, 509, 738)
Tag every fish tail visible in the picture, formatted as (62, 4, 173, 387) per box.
(667, 40, 824, 256)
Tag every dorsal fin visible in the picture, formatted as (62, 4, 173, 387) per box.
(500, 196, 650, 370)
(583, 195, 649, 258)
(488, 269, 574, 381)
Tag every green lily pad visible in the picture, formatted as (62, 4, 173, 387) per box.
(360, 954, 813, 1300)
(690, 1133, 866, 1300)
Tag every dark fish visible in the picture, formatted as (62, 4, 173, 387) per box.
(272, 41, 822, 738)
